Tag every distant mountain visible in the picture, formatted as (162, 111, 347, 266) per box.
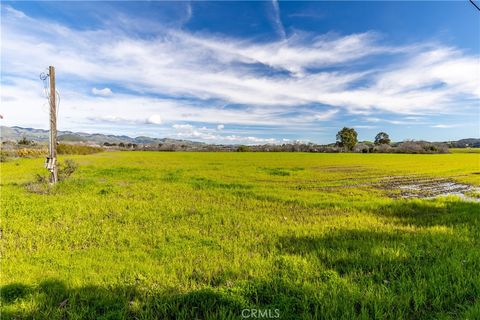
(447, 138, 480, 148)
(1, 126, 205, 146)
(1, 126, 478, 148)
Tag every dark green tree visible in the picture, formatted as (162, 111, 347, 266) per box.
(374, 132, 391, 145)
(18, 136, 32, 146)
(336, 127, 358, 151)
(237, 145, 251, 152)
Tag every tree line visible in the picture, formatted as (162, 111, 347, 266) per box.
(336, 127, 390, 151)
(8, 128, 450, 154)
(334, 127, 448, 154)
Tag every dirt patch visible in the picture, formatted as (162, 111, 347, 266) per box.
(379, 176, 480, 201)
(305, 175, 480, 201)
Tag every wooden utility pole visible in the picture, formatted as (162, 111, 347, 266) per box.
(46, 66, 58, 183)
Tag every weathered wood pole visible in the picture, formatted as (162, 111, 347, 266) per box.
(48, 66, 58, 183)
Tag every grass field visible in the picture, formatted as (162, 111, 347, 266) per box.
(449, 148, 480, 154)
(1, 151, 480, 319)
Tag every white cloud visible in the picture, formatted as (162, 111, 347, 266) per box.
(3, 6, 26, 18)
(184, 3, 193, 23)
(270, 0, 286, 40)
(5, 6, 478, 115)
(146, 114, 162, 125)
(363, 117, 428, 125)
(354, 125, 377, 129)
(431, 124, 461, 128)
(1, 5, 478, 142)
(174, 30, 393, 76)
(314, 109, 338, 121)
(92, 87, 113, 96)
(172, 123, 278, 144)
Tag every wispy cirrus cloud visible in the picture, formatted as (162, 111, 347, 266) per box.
(431, 124, 461, 129)
(1, 4, 478, 143)
(314, 109, 338, 121)
(363, 117, 429, 125)
(269, 0, 286, 40)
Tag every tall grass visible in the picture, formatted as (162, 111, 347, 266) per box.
(450, 148, 480, 154)
(57, 144, 103, 155)
(0, 144, 102, 161)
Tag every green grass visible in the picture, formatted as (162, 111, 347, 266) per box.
(1, 152, 480, 319)
(450, 148, 480, 154)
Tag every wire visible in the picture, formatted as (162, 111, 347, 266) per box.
(41, 101, 49, 114)
(39, 72, 49, 81)
(41, 69, 50, 102)
(40, 69, 61, 119)
(470, 0, 480, 12)
(55, 90, 61, 119)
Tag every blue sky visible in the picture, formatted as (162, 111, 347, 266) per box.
(1, 1, 479, 144)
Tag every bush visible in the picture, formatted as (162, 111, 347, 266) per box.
(17, 136, 34, 146)
(373, 144, 393, 153)
(16, 148, 48, 158)
(353, 143, 371, 153)
(58, 159, 78, 181)
(395, 141, 449, 154)
(395, 141, 424, 154)
(25, 174, 51, 194)
(237, 145, 251, 152)
(0, 152, 10, 162)
(25, 159, 78, 194)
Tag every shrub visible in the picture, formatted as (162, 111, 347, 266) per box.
(25, 159, 78, 194)
(103, 142, 117, 147)
(17, 136, 34, 146)
(25, 174, 51, 194)
(394, 141, 449, 154)
(373, 144, 393, 153)
(58, 159, 78, 181)
(16, 148, 48, 158)
(237, 145, 251, 152)
(353, 143, 370, 153)
(57, 144, 102, 155)
(0, 152, 10, 162)
(371, 141, 450, 154)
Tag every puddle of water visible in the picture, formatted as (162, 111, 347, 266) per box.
(380, 177, 480, 202)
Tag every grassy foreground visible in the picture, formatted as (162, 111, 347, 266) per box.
(1, 151, 480, 319)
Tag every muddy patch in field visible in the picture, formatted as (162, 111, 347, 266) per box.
(379, 176, 480, 201)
